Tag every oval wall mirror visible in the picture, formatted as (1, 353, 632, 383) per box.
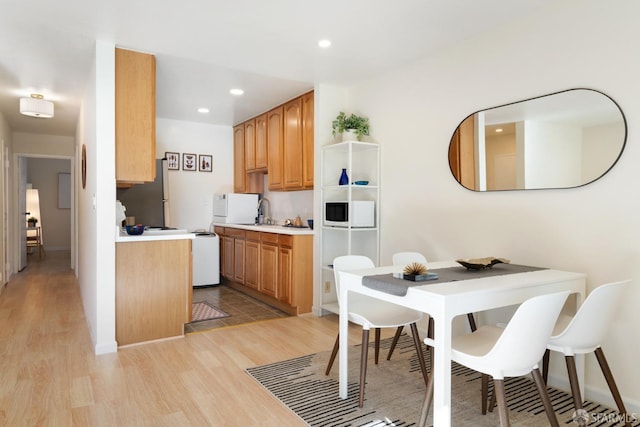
(449, 88, 627, 191)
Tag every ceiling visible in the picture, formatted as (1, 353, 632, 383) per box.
(0, 0, 556, 137)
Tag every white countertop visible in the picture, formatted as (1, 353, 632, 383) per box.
(212, 222, 314, 235)
(115, 227, 196, 242)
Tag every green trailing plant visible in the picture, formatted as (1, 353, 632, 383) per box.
(332, 111, 370, 140)
(27, 216, 38, 225)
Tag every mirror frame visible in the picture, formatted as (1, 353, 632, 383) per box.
(449, 88, 627, 191)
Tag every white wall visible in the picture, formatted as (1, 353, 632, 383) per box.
(156, 118, 233, 231)
(0, 113, 10, 287)
(77, 40, 117, 355)
(344, 0, 640, 411)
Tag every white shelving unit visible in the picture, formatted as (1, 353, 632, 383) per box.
(319, 140, 380, 314)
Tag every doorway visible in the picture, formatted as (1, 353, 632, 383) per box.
(14, 154, 75, 274)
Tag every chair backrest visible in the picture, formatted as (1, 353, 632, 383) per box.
(392, 252, 427, 266)
(333, 255, 374, 301)
(550, 280, 630, 351)
(485, 291, 570, 378)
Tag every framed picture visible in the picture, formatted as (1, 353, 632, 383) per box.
(199, 154, 213, 172)
(182, 153, 197, 171)
(165, 152, 180, 170)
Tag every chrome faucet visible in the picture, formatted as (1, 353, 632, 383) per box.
(257, 197, 271, 224)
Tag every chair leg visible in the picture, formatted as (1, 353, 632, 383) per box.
(467, 312, 477, 332)
(325, 334, 339, 375)
(386, 326, 404, 360)
(542, 349, 551, 383)
(409, 323, 429, 387)
(493, 379, 511, 427)
(359, 329, 370, 407)
(481, 374, 489, 414)
(374, 328, 381, 364)
(532, 367, 560, 427)
(418, 364, 435, 427)
(594, 348, 632, 427)
(565, 355, 584, 411)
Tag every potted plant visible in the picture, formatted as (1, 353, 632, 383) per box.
(332, 112, 370, 141)
(27, 217, 38, 227)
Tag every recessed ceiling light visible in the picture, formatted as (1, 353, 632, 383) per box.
(495, 128, 503, 133)
(197, 107, 210, 114)
(230, 88, 244, 96)
(318, 39, 331, 48)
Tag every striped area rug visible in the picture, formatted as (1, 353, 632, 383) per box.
(247, 335, 638, 426)
(191, 301, 230, 322)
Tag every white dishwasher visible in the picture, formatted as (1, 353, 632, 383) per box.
(191, 232, 220, 287)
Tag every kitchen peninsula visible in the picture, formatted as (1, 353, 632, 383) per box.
(115, 228, 195, 346)
(214, 224, 313, 316)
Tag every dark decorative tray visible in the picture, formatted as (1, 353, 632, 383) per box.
(282, 224, 309, 228)
(403, 272, 439, 282)
(456, 257, 510, 270)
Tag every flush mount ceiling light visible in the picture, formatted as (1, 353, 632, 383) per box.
(20, 94, 54, 118)
(197, 107, 210, 113)
(318, 39, 331, 48)
(230, 88, 244, 96)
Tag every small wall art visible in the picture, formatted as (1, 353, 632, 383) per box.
(165, 152, 179, 170)
(199, 154, 213, 172)
(182, 153, 197, 171)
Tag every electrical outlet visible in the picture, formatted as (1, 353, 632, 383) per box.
(324, 281, 331, 293)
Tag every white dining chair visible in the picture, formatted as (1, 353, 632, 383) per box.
(325, 255, 429, 407)
(542, 280, 632, 427)
(390, 252, 478, 363)
(418, 290, 570, 427)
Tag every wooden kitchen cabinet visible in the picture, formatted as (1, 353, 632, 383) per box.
(272, 91, 314, 191)
(220, 226, 313, 315)
(277, 234, 312, 311)
(235, 90, 314, 192)
(116, 239, 192, 346)
(267, 106, 284, 190)
(301, 91, 314, 189)
(283, 97, 303, 189)
(246, 115, 268, 172)
(234, 237, 246, 284)
(221, 235, 234, 279)
(115, 48, 156, 185)
(244, 119, 256, 171)
(233, 124, 246, 193)
(244, 231, 260, 290)
(234, 122, 265, 194)
(259, 232, 279, 298)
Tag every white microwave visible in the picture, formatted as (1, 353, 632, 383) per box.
(324, 201, 375, 227)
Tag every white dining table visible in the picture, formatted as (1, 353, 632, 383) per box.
(337, 260, 586, 427)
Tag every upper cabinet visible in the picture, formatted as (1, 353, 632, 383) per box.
(235, 90, 314, 193)
(253, 114, 268, 171)
(115, 48, 156, 184)
(301, 91, 314, 189)
(234, 122, 264, 194)
(267, 106, 284, 190)
(233, 124, 246, 193)
(282, 97, 303, 189)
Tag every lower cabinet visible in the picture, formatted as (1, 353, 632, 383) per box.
(260, 233, 279, 298)
(116, 239, 192, 346)
(215, 226, 312, 315)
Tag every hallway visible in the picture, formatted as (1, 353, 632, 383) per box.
(0, 249, 343, 425)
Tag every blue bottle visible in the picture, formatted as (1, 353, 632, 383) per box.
(339, 168, 349, 185)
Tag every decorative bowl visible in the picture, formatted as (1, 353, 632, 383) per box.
(456, 257, 510, 270)
(125, 225, 145, 235)
(354, 180, 369, 185)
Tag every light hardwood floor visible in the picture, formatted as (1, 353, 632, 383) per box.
(0, 251, 368, 426)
